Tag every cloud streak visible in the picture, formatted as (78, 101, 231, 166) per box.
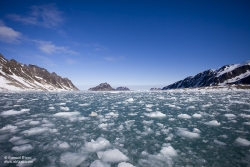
(104, 56, 125, 62)
(34, 40, 78, 55)
(7, 4, 64, 28)
(0, 20, 22, 43)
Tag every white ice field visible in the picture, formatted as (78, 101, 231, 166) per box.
(0, 90, 250, 167)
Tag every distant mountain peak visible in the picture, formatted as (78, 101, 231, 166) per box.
(162, 60, 250, 90)
(0, 54, 79, 91)
(88, 82, 115, 91)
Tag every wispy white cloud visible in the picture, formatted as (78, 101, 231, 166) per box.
(0, 20, 22, 43)
(35, 55, 58, 67)
(66, 58, 77, 65)
(104, 56, 125, 62)
(83, 43, 108, 51)
(34, 40, 78, 55)
(7, 4, 64, 28)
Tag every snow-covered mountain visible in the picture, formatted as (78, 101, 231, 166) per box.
(0, 54, 79, 91)
(162, 60, 250, 90)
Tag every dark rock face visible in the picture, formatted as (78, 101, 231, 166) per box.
(0, 54, 79, 91)
(150, 88, 161, 91)
(162, 61, 250, 90)
(88, 82, 115, 91)
(116, 87, 130, 91)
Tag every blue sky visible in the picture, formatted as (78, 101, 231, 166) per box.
(0, 0, 250, 90)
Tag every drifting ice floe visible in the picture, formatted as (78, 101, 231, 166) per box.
(1, 109, 30, 116)
(12, 144, 33, 152)
(204, 120, 221, 126)
(90, 160, 110, 167)
(53, 111, 80, 117)
(60, 152, 86, 166)
(84, 137, 111, 152)
(97, 149, 129, 163)
(177, 114, 191, 119)
(144, 111, 166, 118)
(176, 128, 200, 139)
(235, 137, 250, 146)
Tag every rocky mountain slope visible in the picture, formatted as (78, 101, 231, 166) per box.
(162, 60, 250, 90)
(88, 82, 115, 91)
(116, 86, 130, 91)
(0, 54, 79, 91)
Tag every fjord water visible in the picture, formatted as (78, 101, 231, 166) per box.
(0, 90, 250, 167)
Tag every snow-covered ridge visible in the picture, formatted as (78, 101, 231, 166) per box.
(0, 54, 79, 91)
(163, 60, 250, 90)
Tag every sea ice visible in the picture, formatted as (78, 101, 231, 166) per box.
(239, 114, 250, 118)
(79, 103, 90, 106)
(224, 114, 236, 118)
(60, 106, 69, 111)
(214, 139, 226, 146)
(176, 128, 200, 139)
(1, 124, 18, 132)
(177, 114, 191, 119)
(235, 137, 250, 146)
(97, 149, 129, 163)
(53, 111, 80, 117)
(144, 111, 166, 118)
(1, 109, 29, 116)
(90, 160, 110, 167)
(204, 120, 221, 126)
(192, 113, 202, 118)
(159, 145, 178, 157)
(126, 98, 134, 102)
(60, 152, 86, 167)
(84, 137, 111, 152)
(59, 142, 70, 149)
(12, 144, 33, 152)
(22, 127, 48, 136)
(89, 112, 98, 117)
(29, 121, 40, 125)
(118, 162, 134, 167)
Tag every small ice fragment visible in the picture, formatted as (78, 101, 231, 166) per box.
(90, 160, 110, 167)
(12, 144, 33, 152)
(84, 137, 111, 152)
(160, 145, 178, 157)
(97, 149, 129, 163)
(118, 162, 134, 167)
(144, 111, 166, 118)
(89, 112, 98, 117)
(59, 142, 70, 149)
(192, 113, 202, 118)
(235, 137, 250, 146)
(204, 120, 220, 126)
(214, 139, 226, 146)
(126, 98, 134, 102)
(60, 152, 86, 167)
(177, 114, 191, 119)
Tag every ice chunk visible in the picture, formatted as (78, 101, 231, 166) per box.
(193, 128, 201, 133)
(12, 144, 33, 152)
(160, 145, 178, 157)
(60, 106, 69, 111)
(1, 109, 29, 116)
(89, 112, 98, 117)
(59, 142, 70, 149)
(79, 103, 90, 106)
(145, 104, 153, 108)
(177, 114, 191, 119)
(224, 114, 236, 118)
(235, 137, 250, 146)
(214, 139, 226, 146)
(192, 113, 202, 118)
(144, 111, 166, 118)
(97, 149, 129, 163)
(176, 128, 200, 139)
(84, 137, 111, 152)
(29, 121, 40, 125)
(126, 98, 134, 102)
(239, 114, 250, 118)
(60, 152, 86, 167)
(90, 160, 110, 167)
(54, 111, 80, 117)
(118, 162, 134, 167)
(59, 103, 66, 105)
(204, 120, 220, 126)
(22, 127, 48, 136)
(1, 124, 18, 132)
(49, 107, 55, 110)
